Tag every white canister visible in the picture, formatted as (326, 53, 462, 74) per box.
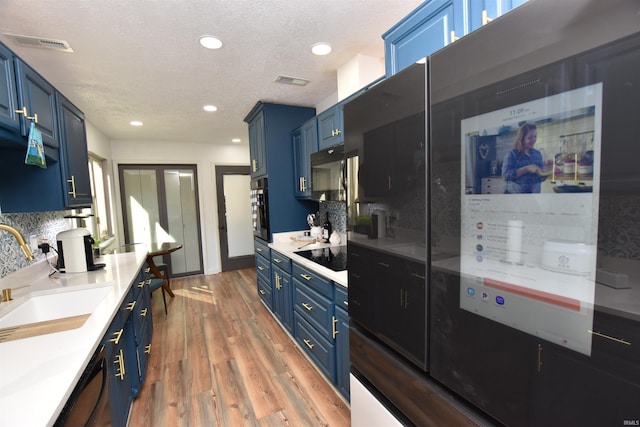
(310, 226, 323, 239)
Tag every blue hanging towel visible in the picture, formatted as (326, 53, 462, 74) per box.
(24, 121, 46, 169)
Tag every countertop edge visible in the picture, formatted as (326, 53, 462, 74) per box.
(0, 248, 148, 427)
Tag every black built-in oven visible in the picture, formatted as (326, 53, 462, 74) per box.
(251, 177, 269, 241)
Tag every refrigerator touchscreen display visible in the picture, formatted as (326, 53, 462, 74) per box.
(459, 83, 603, 355)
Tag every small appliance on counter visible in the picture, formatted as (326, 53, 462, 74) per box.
(56, 228, 105, 273)
(369, 210, 386, 239)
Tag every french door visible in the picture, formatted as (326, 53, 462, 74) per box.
(119, 164, 203, 276)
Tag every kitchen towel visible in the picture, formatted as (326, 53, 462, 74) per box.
(24, 121, 46, 169)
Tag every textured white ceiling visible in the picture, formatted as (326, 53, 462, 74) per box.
(0, 0, 423, 145)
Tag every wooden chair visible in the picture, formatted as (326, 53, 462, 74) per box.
(148, 276, 168, 315)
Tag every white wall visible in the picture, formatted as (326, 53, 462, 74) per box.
(110, 139, 250, 274)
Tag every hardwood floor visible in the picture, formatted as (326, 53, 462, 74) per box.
(129, 268, 351, 426)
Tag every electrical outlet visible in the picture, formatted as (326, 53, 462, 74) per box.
(29, 234, 38, 251)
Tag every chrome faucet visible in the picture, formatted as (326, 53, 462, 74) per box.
(0, 224, 35, 261)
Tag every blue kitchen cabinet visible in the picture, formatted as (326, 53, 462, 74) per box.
(14, 58, 59, 154)
(292, 117, 318, 199)
(244, 102, 317, 240)
(292, 262, 338, 382)
(0, 42, 19, 138)
(56, 92, 92, 208)
(383, 0, 528, 76)
(255, 237, 273, 309)
(383, 0, 454, 77)
(102, 263, 155, 427)
(248, 110, 266, 178)
(317, 104, 343, 150)
(0, 41, 92, 213)
(271, 250, 294, 333)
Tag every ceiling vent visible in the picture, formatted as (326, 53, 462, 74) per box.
(3, 33, 74, 52)
(274, 75, 310, 86)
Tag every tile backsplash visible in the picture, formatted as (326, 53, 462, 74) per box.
(0, 212, 70, 278)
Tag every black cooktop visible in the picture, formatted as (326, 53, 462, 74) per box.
(295, 245, 347, 272)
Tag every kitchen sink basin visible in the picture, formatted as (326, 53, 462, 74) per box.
(0, 284, 113, 329)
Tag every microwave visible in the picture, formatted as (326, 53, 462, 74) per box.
(310, 145, 345, 202)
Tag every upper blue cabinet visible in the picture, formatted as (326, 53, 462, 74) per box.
(383, 0, 528, 76)
(317, 104, 343, 150)
(0, 43, 19, 137)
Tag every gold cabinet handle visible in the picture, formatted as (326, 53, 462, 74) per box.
(588, 330, 631, 346)
(303, 339, 315, 349)
(140, 308, 148, 317)
(273, 258, 281, 264)
(301, 302, 313, 311)
(257, 266, 264, 271)
(15, 107, 38, 123)
(450, 31, 460, 42)
(126, 301, 136, 311)
(114, 348, 126, 380)
(331, 129, 342, 136)
(109, 328, 123, 345)
(259, 289, 266, 295)
(67, 176, 77, 198)
(145, 344, 152, 354)
(332, 316, 339, 339)
(275, 274, 281, 290)
(138, 280, 145, 288)
(145, 278, 152, 285)
(144, 267, 151, 273)
(252, 159, 257, 172)
(343, 300, 348, 307)
(300, 273, 312, 281)
(482, 10, 493, 26)
(256, 247, 263, 252)
(301, 176, 307, 192)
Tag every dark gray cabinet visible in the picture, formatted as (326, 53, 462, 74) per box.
(348, 242, 426, 370)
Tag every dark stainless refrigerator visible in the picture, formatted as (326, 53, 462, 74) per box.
(429, 0, 640, 425)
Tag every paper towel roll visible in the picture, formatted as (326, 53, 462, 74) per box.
(506, 220, 524, 264)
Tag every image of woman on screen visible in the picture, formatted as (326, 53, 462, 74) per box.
(502, 122, 547, 193)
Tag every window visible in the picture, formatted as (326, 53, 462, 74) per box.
(81, 154, 114, 241)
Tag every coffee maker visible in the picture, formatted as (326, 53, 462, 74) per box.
(56, 228, 105, 273)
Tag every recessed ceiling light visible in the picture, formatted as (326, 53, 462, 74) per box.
(199, 36, 223, 49)
(203, 105, 218, 112)
(130, 120, 143, 126)
(232, 138, 241, 143)
(311, 42, 332, 56)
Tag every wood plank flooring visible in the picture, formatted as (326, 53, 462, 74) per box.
(128, 268, 350, 426)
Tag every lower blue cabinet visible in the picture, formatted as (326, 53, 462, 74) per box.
(102, 263, 154, 427)
(294, 311, 336, 380)
(257, 253, 350, 400)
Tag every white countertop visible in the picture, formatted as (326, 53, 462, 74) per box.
(0, 247, 148, 427)
(269, 232, 348, 288)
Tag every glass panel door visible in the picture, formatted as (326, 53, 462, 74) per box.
(120, 165, 203, 276)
